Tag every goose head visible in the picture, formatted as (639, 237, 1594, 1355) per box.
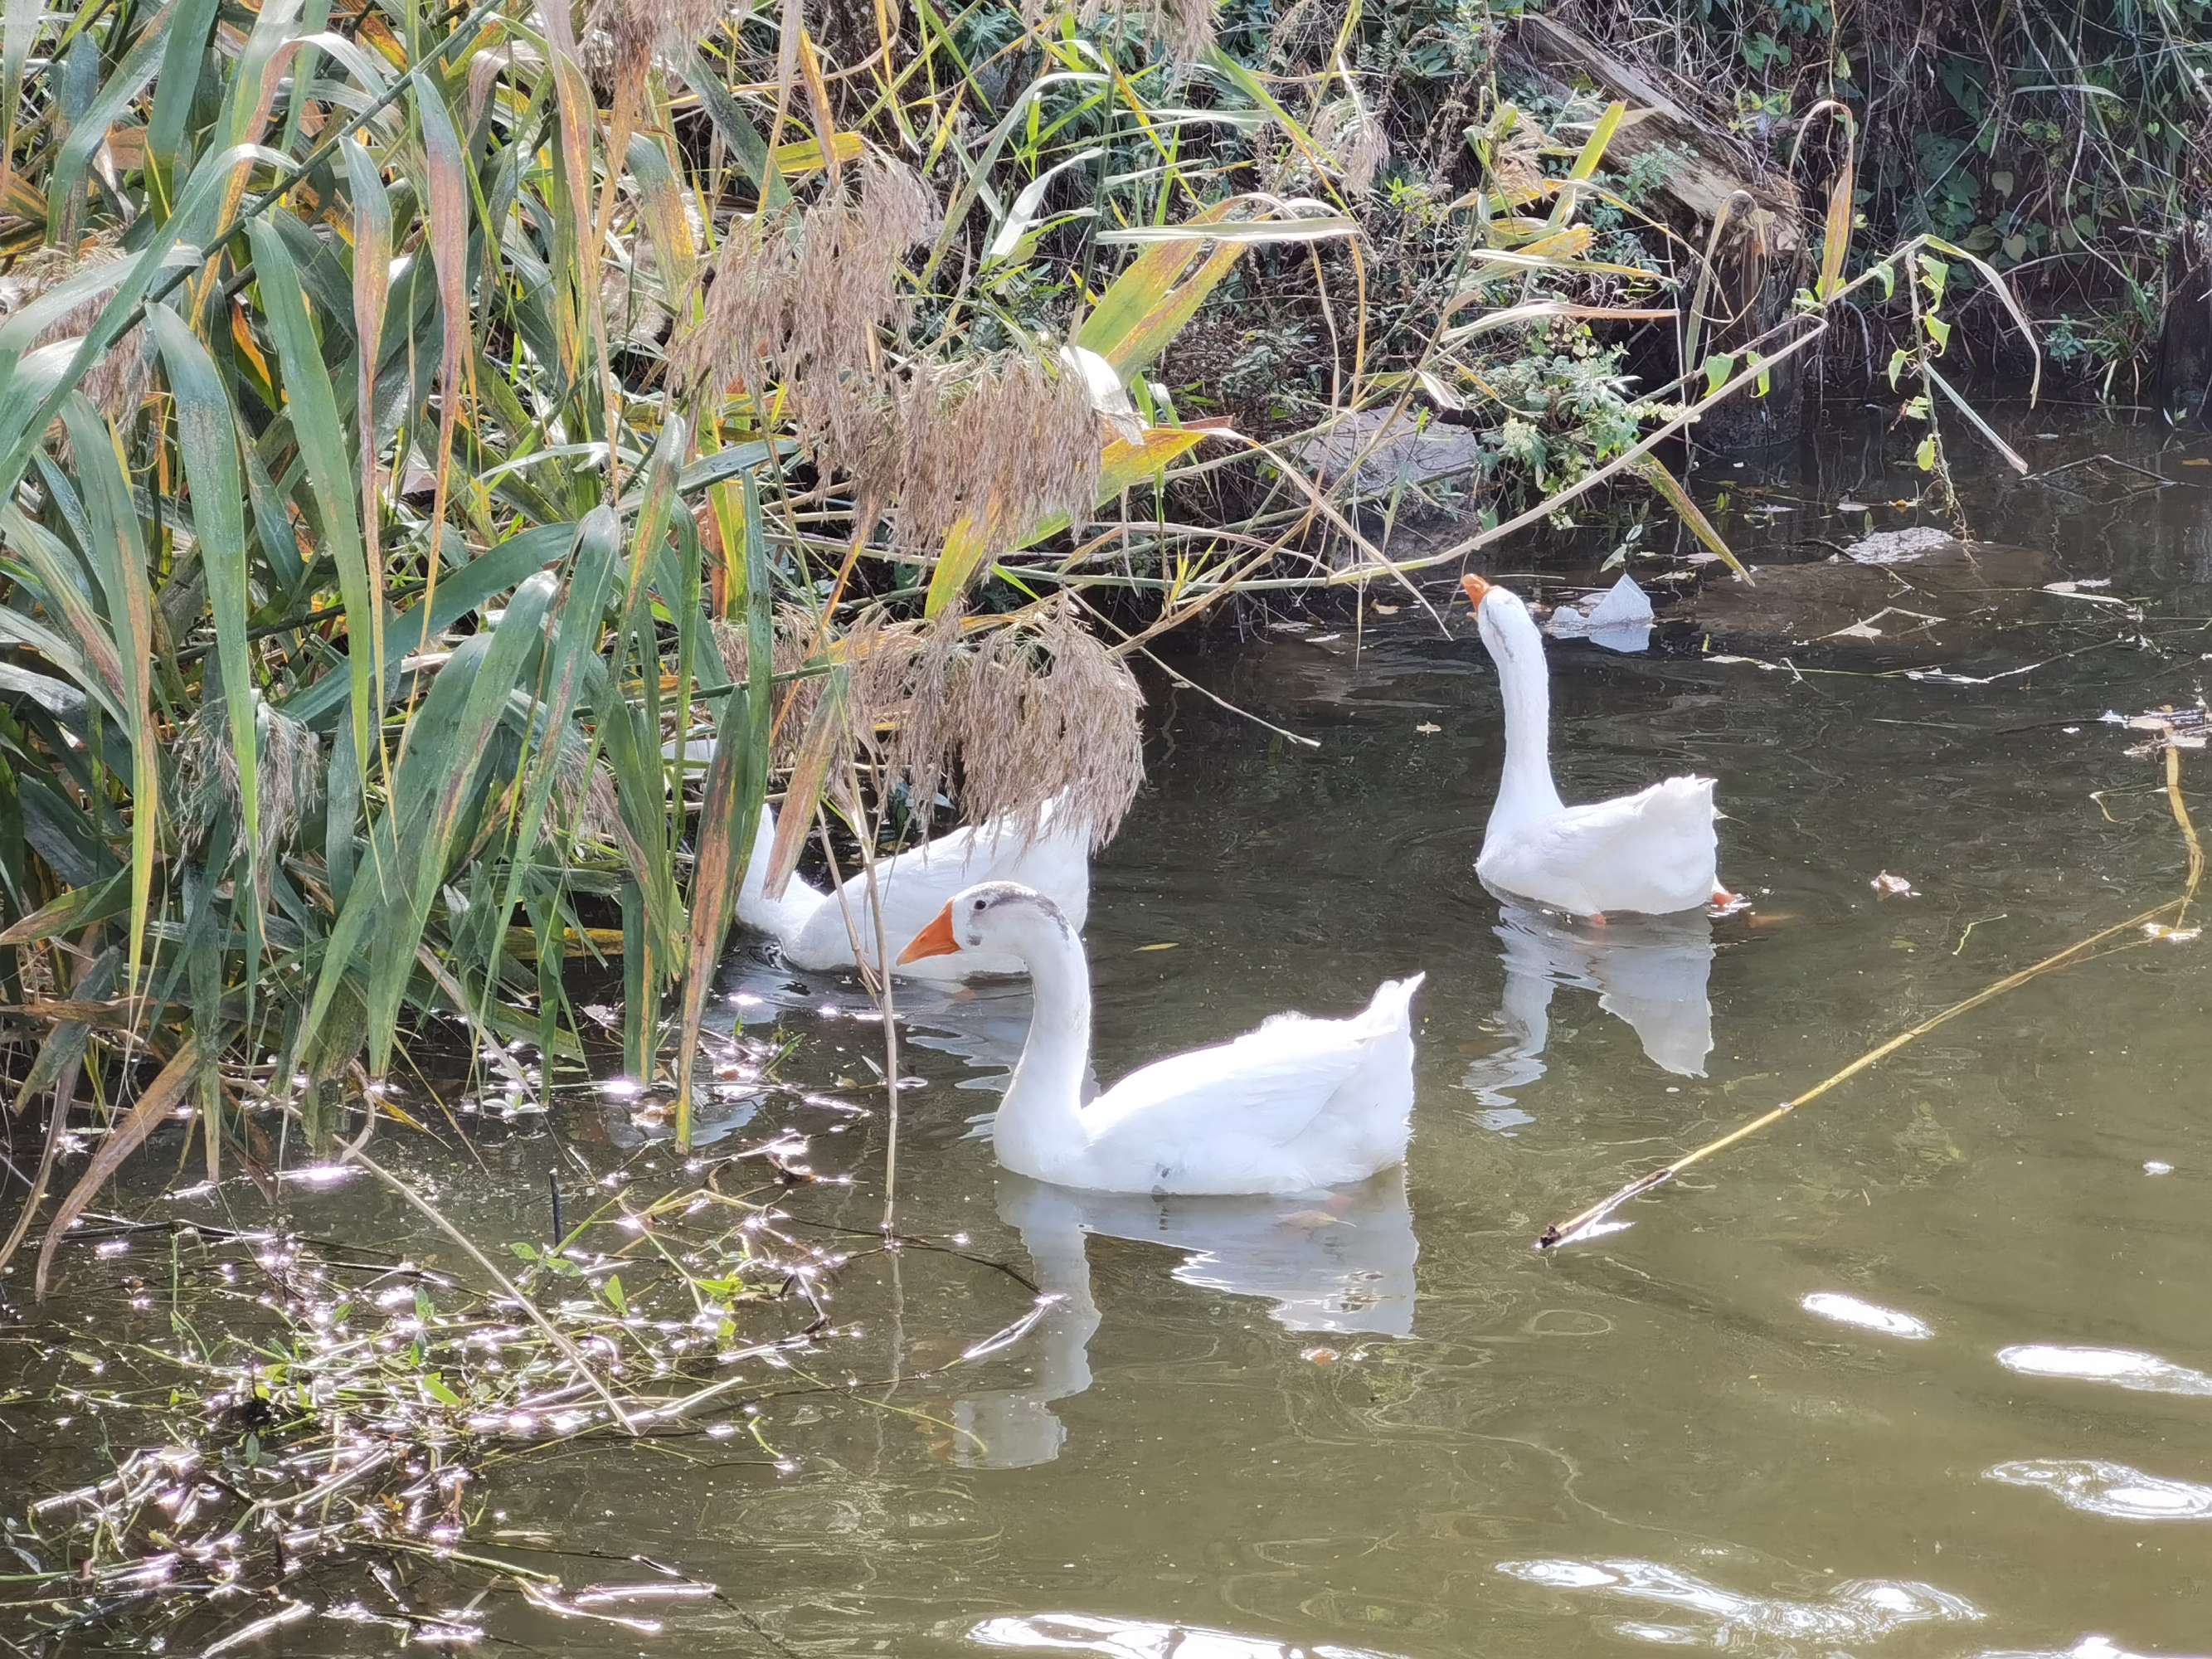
(1461, 573, 1543, 666)
(899, 881, 1075, 966)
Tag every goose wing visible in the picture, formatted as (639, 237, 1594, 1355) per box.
(1078, 976, 1422, 1194)
(1480, 777, 1717, 915)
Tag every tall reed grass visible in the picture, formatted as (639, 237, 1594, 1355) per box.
(0, 0, 2031, 1271)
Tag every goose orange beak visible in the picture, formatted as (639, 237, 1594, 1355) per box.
(897, 902, 960, 965)
(1461, 573, 1492, 606)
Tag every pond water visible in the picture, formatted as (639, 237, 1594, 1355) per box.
(8, 406, 2212, 1657)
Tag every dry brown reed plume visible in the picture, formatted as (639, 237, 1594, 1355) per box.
(882, 348, 1101, 552)
(550, 728, 630, 848)
(600, 194, 704, 349)
(0, 237, 152, 429)
(678, 155, 1100, 555)
(1313, 96, 1389, 197)
(589, 0, 733, 66)
(1486, 114, 1549, 203)
(723, 601, 1144, 847)
(1053, 0, 1218, 61)
(173, 699, 324, 868)
(673, 154, 938, 406)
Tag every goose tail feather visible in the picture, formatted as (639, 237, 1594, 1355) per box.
(1360, 972, 1427, 1034)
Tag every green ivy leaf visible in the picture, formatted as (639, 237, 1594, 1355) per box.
(1915, 434, 1938, 472)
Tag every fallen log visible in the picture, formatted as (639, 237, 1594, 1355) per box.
(1510, 13, 1811, 445)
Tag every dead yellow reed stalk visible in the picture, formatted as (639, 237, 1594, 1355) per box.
(1537, 742, 2205, 1250)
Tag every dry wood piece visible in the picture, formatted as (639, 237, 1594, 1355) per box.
(1510, 13, 1803, 251)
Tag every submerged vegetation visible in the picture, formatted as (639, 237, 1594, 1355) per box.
(0, 1121, 1051, 1650)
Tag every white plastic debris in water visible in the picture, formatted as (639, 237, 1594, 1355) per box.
(2145, 1160, 2175, 1175)
(1544, 573, 1654, 653)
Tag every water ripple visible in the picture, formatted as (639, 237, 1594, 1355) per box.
(1986, 1459, 2212, 1520)
(1997, 1345, 2212, 1397)
(1802, 1292, 1934, 1340)
(1495, 1557, 1980, 1646)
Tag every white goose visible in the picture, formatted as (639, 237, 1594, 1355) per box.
(899, 882, 1423, 1194)
(1462, 573, 1736, 918)
(736, 798, 1091, 982)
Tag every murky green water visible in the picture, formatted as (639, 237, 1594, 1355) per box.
(9, 409, 2212, 1655)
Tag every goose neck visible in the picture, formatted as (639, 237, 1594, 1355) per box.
(736, 808, 825, 944)
(1490, 620, 1565, 830)
(996, 924, 1094, 1178)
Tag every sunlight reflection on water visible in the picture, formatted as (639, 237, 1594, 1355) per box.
(1495, 1557, 1981, 1646)
(1996, 1345, 2212, 1396)
(1984, 1461, 2212, 1520)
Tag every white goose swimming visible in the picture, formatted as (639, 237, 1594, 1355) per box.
(1462, 573, 1736, 918)
(736, 798, 1090, 982)
(898, 882, 1423, 1194)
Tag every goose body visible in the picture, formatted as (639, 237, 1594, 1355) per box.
(900, 883, 1423, 1194)
(1463, 574, 1728, 917)
(737, 799, 1090, 982)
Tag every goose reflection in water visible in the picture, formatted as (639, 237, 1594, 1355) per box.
(1463, 898, 1714, 1121)
(950, 1169, 1418, 1470)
